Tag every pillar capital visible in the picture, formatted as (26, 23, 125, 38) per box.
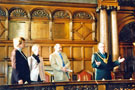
(97, 0, 120, 13)
(96, 5, 120, 13)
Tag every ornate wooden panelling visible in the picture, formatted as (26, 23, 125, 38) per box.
(0, 2, 97, 85)
(0, 5, 96, 40)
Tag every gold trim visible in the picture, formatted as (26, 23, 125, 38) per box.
(96, 52, 109, 64)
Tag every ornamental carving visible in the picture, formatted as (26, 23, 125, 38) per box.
(32, 9, 49, 19)
(53, 10, 70, 19)
(10, 8, 27, 18)
(73, 12, 92, 19)
(0, 8, 6, 17)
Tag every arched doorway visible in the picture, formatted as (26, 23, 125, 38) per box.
(119, 22, 135, 79)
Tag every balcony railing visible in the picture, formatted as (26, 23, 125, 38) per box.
(0, 79, 134, 90)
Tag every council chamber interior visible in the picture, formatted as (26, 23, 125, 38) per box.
(0, 0, 135, 90)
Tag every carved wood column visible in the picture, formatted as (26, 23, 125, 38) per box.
(100, 9, 109, 52)
(111, 10, 119, 61)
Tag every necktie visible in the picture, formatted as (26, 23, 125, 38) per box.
(59, 53, 69, 78)
(59, 53, 65, 67)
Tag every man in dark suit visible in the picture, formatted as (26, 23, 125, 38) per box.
(91, 42, 125, 80)
(10, 37, 31, 84)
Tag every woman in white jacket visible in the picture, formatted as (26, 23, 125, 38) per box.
(28, 44, 45, 82)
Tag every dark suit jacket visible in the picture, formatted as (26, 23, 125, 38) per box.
(91, 52, 120, 80)
(11, 49, 31, 84)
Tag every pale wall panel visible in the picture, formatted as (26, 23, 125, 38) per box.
(52, 23, 69, 39)
(31, 22, 49, 40)
(9, 21, 29, 40)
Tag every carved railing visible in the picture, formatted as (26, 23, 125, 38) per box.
(0, 80, 135, 90)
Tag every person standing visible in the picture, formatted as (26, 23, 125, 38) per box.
(49, 44, 71, 82)
(91, 42, 125, 80)
(28, 44, 45, 83)
(10, 37, 31, 84)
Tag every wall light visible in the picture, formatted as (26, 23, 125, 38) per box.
(133, 42, 135, 46)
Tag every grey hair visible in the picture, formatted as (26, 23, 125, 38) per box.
(32, 44, 40, 52)
(98, 42, 104, 49)
(54, 43, 60, 50)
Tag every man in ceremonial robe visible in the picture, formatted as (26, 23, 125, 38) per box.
(91, 42, 125, 80)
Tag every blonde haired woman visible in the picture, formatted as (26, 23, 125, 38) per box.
(11, 37, 31, 84)
(28, 44, 45, 82)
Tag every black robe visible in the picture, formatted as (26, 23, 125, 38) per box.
(11, 49, 31, 84)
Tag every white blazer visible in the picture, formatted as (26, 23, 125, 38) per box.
(49, 52, 70, 81)
(28, 56, 45, 81)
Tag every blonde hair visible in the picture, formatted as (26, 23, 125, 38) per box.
(32, 44, 40, 53)
(13, 37, 25, 48)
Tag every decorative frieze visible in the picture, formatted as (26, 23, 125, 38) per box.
(53, 10, 70, 19)
(32, 9, 50, 19)
(10, 8, 28, 18)
(73, 11, 92, 19)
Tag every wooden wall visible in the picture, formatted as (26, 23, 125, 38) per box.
(117, 6, 135, 79)
(0, 2, 98, 84)
(0, 0, 134, 85)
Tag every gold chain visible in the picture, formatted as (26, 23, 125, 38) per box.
(96, 52, 109, 64)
